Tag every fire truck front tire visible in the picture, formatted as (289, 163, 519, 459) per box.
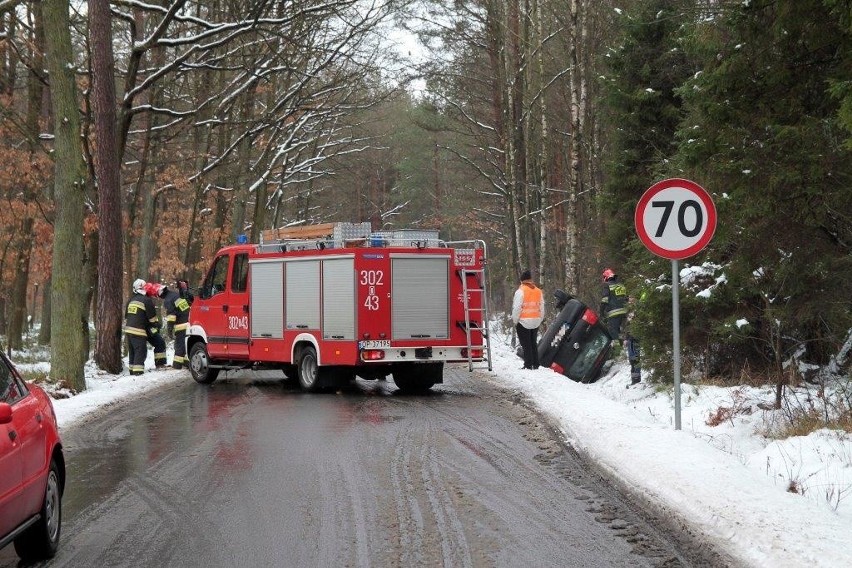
(297, 346, 327, 392)
(189, 342, 219, 384)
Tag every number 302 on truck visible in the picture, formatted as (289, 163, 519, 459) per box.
(185, 222, 492, 393)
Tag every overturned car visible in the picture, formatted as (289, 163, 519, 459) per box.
(536, 290, 612, 383)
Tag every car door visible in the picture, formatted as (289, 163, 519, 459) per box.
(226, 252, 250, 359)
(12, 371, 48, 513)
(0, 360, 24, 538)
(197, 253, 232, 359)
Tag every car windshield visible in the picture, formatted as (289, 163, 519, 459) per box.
(567, 327, 611, 382)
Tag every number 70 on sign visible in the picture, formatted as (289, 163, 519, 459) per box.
(634, 178, 717, 260)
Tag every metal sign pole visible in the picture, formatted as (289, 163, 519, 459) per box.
(672, 259, 682, 430)
(636, 178, 715, 430)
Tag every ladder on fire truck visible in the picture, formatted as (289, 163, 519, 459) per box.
(457, 255, 493, 373)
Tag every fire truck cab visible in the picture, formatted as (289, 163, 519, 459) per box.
(186, 222, 492, 392)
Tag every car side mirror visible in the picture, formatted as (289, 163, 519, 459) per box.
(0, 402, 12, 425)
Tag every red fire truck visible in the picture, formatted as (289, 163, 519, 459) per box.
(186, 222, 492, 392)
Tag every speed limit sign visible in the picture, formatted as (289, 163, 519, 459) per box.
(635, 178, 716, 260)
(635, 178, 716, 431)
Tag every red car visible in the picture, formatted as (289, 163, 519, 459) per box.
(0, 351, 64, 560)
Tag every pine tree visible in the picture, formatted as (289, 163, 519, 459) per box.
(601, 0, 692, 261)
(673, 0, 852, 379)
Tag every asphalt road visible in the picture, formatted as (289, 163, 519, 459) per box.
(2, 366, 729, 567)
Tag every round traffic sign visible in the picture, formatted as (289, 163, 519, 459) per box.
(635, 178, 716, 260)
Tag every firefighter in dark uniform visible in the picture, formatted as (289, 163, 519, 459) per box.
(148, 284, 169, 368)
(163, 278, 193, 369)
(600, 268, 628, 341)
(125, 279, 167, 375)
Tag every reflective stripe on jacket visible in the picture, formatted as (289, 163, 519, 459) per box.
(601, 279, 628, 319)
(124, 294, 159, 336)
(164, 290, 192, 325)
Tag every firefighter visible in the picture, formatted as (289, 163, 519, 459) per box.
(600, 268, 628, 342)
(626, 333, 641, 385)
(511, 269, 544, 370)
(125, 279, 167, 375)
(146, 283, 169, 369)
(624, 289, 647, 387)
(162, 278, 193, 369)
(177, 278, 194, 304)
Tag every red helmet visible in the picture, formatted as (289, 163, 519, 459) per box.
(143, 282, 166, 297)
(602, 268, 616, 281)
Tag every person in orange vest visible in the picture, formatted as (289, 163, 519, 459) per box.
(511, 269, 544, 369)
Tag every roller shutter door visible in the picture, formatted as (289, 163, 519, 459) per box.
(392, 257, 449, 339)
(286, 260, 320, 330)
(323, 258, 355, 339)
(250, 261, 283, 338)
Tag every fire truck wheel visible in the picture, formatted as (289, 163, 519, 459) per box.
(297, 346, 324, 392)
(393, 363, 440, 393)
(189, 342, 219, 384)
(280, 364, 298, 380)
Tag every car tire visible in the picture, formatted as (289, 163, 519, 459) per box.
(189, 342, 219, 384)
(14, 459, 62, 561)
(297, 346, 324, 392)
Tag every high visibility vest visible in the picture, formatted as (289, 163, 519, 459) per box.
(519, 283, 543, 319)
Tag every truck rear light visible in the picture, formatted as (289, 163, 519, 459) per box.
(551, 362, 564, 374)
(581, 309, 598, 325)
(461, 348, 483, 358)
(362, 350, 385, 361)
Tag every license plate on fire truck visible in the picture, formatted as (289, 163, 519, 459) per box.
(360, 340, 391, 349)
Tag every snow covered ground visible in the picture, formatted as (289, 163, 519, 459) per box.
(486, 331, 852, 568)
(14, 334, 852, 568)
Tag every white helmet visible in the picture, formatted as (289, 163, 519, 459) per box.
(132, 278, 146, 294)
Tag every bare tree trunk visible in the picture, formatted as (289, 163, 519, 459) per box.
(126, 106, 151, 288)
(564, 0, 582, 294)
(29, 283, 39, 330)
(1, 11, 16, 95)
(7, 2, 45, 350)
(90, 0, 124, 373)
(500, 0, 523, 273)
(135, 37, 166, 280)
(534, 0, 549, 284)
(44, 0, 87, 391)
(184, 61, 226, 277)
(0, 13, 6, 93)
(233, 88, 256, 241)
(82, 231, 97, 357)
(7, 218, 33, 350)
(38, 277, 51, 345)
(136, 142, 158, 277)
(122, 6, 146, 293)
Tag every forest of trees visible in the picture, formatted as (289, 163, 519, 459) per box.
(0, 0, 849, 394)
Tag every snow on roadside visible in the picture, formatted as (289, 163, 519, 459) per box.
(486, 329, 852, 568)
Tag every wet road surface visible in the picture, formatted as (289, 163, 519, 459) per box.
(1, 367, 728, 567)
